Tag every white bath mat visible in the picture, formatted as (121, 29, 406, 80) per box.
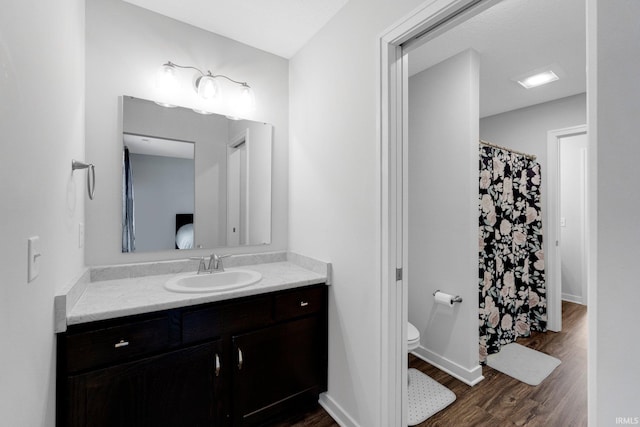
(487, 342, 561, 386)
(407, 369, 456, 426)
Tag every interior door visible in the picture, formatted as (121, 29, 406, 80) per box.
(227, 146, 241, 246)
(227, 142, 248, 246)
(559, 132, 588, 305)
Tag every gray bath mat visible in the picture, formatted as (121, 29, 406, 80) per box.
(408, 368, 456, 426)
(487, 343, 561, 386)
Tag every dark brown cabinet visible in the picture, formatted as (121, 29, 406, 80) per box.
(66, 341, 221, 427)
(232, 316, 325, 425)
(57, 284, 327, 427)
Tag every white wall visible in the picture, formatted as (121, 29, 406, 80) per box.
(129, 154, 195, 252)
(86, 0, 289, 265)
(559, 133, 588, 303)
(408, 50, 481, 383)
(593, 0, 640, 423)
(480, 93, 586, 297)
(0, 1, 85, 425)
(289, 0, 426, 425)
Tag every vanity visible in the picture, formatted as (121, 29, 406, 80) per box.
(55, 256, 330, 426)
(57, 86, 322, 424)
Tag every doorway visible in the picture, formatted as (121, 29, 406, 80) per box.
(378, 0, 591, 425)
(547, 125, 589, 331)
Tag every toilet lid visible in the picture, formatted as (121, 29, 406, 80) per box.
(407, 322, 420, 342)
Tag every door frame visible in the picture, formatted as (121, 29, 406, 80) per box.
(377, 1, 502, 424)
(379, 1, 597, 425)
(546, 125, 588, 332)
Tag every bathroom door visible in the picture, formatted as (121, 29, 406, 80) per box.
(227, 142, 247, 246)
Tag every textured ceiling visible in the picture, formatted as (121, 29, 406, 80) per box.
(122, 0, 349, 58)
(408, 0, 586, 118)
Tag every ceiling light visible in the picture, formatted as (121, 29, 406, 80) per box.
(516, 70, 559, 89)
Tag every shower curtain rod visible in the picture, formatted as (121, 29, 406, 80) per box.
(479, 140, 537, 161)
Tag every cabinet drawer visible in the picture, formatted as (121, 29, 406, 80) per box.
(182, 296, 272, 343)
(274, 286, 324, 321)
(65, 317, 170, 373)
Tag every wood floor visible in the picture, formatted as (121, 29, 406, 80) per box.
(275, 301, 587, 426)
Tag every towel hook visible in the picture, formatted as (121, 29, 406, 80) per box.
(72, 160, 96, 200)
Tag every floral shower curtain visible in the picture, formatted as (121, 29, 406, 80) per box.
(478, 145, 547, 364)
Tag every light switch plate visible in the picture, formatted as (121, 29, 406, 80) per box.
(560, 217, 566, 227)
(28, 236, 41, 282)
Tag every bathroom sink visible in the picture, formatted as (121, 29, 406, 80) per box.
(164, 269, 262, 293)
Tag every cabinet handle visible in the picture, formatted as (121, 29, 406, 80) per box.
(114, 340, 129, 349)
(214, 353, 221, 377)
(300, 301, 309, 307)
(238, 348, 243, 370)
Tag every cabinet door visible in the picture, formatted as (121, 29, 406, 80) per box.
(66, 341, 222, 427)
(232, 316, 325, 426)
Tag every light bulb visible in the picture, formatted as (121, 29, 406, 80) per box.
(196, 74, 220, 100)
(237, 85, 256, 114)
(156, 63, 178, 91)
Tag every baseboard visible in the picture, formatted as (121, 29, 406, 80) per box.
(318, 392, 360, 427)
(412, 346, 484, 386)
(562, 293, 585, 305)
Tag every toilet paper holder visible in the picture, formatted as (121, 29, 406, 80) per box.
(433, 290, 463, 304)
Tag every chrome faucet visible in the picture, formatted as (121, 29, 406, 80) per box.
(191, 253, 231, 274)
(211, 253, 231, 272)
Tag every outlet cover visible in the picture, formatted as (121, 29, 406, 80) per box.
(28, 236, 41, 282)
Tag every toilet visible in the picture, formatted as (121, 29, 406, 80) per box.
(407, 322, 420, 351)
(406, 321, 456, 425)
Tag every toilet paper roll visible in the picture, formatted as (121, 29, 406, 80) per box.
(434, 291, 454, 307)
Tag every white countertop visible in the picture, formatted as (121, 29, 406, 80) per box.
(66, 261, 328, 327)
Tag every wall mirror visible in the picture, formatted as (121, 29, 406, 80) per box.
(122, 95, 273, 253)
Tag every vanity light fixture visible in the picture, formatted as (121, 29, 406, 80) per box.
(516, 70, 559, 89)
(156, 61, 256, 113)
